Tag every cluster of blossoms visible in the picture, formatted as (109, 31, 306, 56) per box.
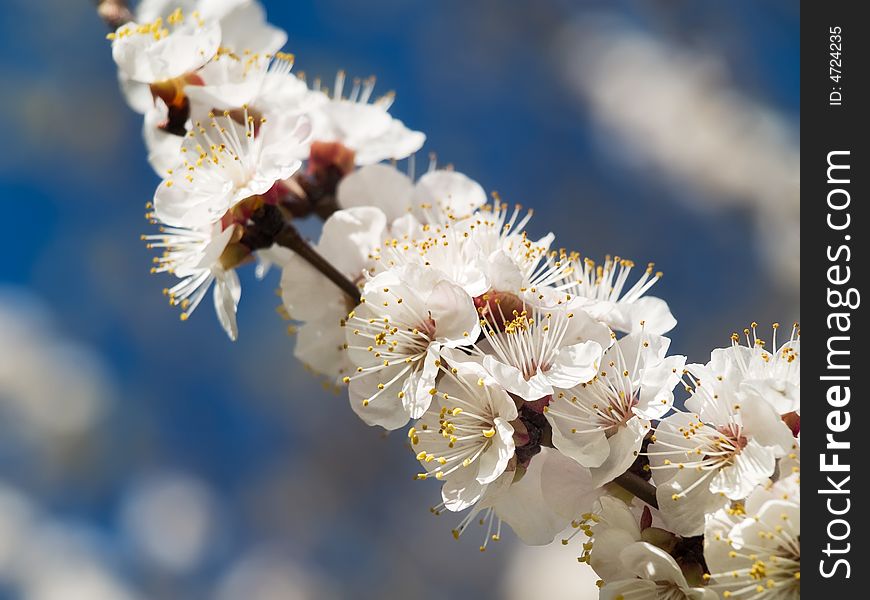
(112, 0, 423, 339)
(105, 2, 800, 598)
(573, 324, 800, 599)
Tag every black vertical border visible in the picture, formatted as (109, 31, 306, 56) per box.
(803, 1, 868, 595)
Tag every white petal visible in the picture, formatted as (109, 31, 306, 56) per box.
(196, 225, 235, 269)
(475, 417, 515, 485)
(257, 115, 310, 177)
(739, 395, 795, 453)
(562, 307, 614, 349)
(317, 207, 387, 276)
(483, 355, 553, 401)
(591, 534, 644, 584)
(213, 269, 240, 341)
(425, 280, 479, 346)
(590, 418, 647, 487)
(709, 439, 775, 499)
(281, 256, 347, 323)
(217, 1, 287, 55)
(599, 579, 658, 600)
(485, 250, 525, 292)
(293, 315, 350, 378)
(135, 0, 195, 22)
(254, 245, 293, 280)
(314, 101, 392, 148)
(441, 466, 486, 511)
(545, 341, 602, 388)
(743, 378, 799, 414)
(388, 213, 424, 240)
(153, 170, 234, 228)
(550, 423, 610, 469)
(348, 365, 412, 430)
(539, 448, 601, 520)
(337, 164, 414, 222)
(635, 355, 685, 420)
(619, 542, 689, 589)
(112, 21, 221, 83)
(119, 73, 154, 114)
(352, 118, 425, 165)
(491, 449, 569, 545)
(656, 469, 727, 537)
(143, 103, 186, 176)
(404, 345, 440, 419)
(609, 296, 677, 335)
(412, 170, 487, 219)
(731, 499, 800, 548)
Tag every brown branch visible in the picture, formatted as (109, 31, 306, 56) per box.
(267, 207, 660, 509)
(95, 0, 657, 506)
(274, 224, 362, 304)
(277, 172, 340, 221)
(237, 203, 360, 303)
(614, 472, 659, 509)
(96, 0, 133, 30)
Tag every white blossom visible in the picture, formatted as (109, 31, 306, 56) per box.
(446, 447, 597, 549)
(337, 164, 486, 224)
(153, 110, 310, 228)
(373, 220, 491, 298)
(410, 169, 489, 224)
(143, 222, 242, 340)
(352, 172, 564, 298)
(648, 371, 794, 536)
(117, 0, 285, 118)
(126, 1, 288, 170)
(578, 496, 715, 600)
(135, 0, 286, 56)
(458, 201, 569, 293)
(306, 72, 425, 165)
(599, 542, 717, 600)
(336, 163, 417, 222)
(474, 303, 610, 402)
(103, 1, 804, 577)
(343, 265, 480, 430)
(703, 322, 800, 416)
(544, 332, 685, 486)
(340, 165, 573, 303)
(704, 474, 800, 599)
(409, 360, 517, 511)
(185, 51, 315, 122)
(557, 255, 676, 335)
(489, 448, 595, 546)
(109, 9, 221, 85)
(206, 0, 286, 55)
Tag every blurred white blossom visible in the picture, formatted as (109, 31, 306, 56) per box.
(121, 472, 219, 573)
(213, 546, 339, 600)
(556, 17, 799, 291)
(0, 290, 113, 444)
(0, 482, 142, 600)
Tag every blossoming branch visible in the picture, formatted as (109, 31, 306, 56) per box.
(97, 2, 801, 598)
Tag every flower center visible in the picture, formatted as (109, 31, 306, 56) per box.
(601, 391, 639, 436)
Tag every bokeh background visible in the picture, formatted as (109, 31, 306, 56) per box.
(0, 1, 798, 598)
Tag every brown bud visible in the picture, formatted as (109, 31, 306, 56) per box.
(308, 141, 356, 178)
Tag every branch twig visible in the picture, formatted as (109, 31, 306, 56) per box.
(272, 215, 660, 508)
(274, 225, 362, 304)
(96, 0, 660, 512)
(614, 472, 659, 509)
